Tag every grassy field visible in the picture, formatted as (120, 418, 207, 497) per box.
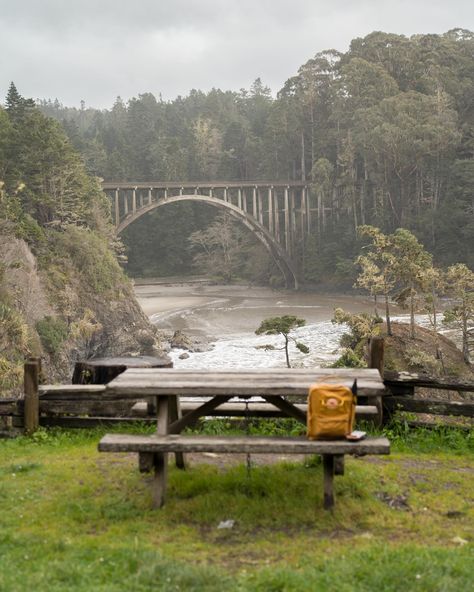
(0, 423, 473, 591)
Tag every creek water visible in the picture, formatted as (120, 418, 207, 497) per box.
(134, 282, 392, 369)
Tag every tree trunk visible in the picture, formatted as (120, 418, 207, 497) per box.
(385, 292, 392, 336)
(462, 304, 470, 363)
(284, 335, 291, 368)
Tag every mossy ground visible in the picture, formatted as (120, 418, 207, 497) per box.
(0, 426, 472, 591)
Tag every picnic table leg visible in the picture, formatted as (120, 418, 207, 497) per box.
(169, 396, 186, 469)
(334, 455, 345, 476)
(368, 395, 383, 428)
(322, 454, 335, 510)
(152, 395, 170, 509)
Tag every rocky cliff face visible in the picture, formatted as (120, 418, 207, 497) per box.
(0, 231, 163, 392)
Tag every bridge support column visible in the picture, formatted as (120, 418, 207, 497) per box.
(238, 188, 242, 210)
(252, 187, 257, 219)
(258, 189, 263, 225)
(148, 188, 152, 205)
(284, 187, 291, 257)
(124, 191, 129, 215)
(132, 188, 137, 213)
(224, 187, 228, 202)
(291, 191, 297, 248)
(268, 187, 274, 234)
(114, 189, 120, 226)
(305, 187, 311, 234)
(274, 188, 280, 244)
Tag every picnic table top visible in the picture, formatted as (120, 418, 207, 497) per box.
(105, 367, 387, 398)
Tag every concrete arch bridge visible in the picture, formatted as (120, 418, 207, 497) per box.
(102, 181, 312, 289)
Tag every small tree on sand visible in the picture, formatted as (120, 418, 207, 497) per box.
(255, 315, 309, 368)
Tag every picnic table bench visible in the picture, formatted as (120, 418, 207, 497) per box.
(98, 368, 391, 510)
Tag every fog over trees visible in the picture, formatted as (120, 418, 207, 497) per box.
(33, 29, 474, 283)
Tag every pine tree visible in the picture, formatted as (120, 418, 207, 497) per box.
(5, 82, 22, 112)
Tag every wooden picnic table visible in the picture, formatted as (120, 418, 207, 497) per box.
(100, 368, 390, 510)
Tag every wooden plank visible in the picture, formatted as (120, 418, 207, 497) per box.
(406, 420, 471, 432)
(384, 372, 474, 393)
(113, 368, 383, 378)
(72, 355, 172, 385)
(98, 434, 391, 455)
(39, 385, 106, 399)
(384, 397, 474, 417)
(105, 368, 386, 398)
(0, 400, 21, 415)
(39, 400, 135, 416)
(132, 401, 378, 418)
(34, 417, 156, 428)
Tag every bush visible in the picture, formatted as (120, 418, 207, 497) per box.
(36, 316, 68, 354)
(331, 348, 367, 368)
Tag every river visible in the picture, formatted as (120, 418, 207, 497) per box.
(134, 282, 387, 369)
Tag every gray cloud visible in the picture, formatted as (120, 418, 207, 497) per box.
(0, 0, 473, 108)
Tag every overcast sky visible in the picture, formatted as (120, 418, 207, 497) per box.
(1, 0, 472, 109)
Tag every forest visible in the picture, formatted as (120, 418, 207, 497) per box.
(0, 84, 156, 390)
(37, 29, 474, 284)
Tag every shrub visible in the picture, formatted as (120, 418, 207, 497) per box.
(331, 348, 367, 368)
(35, 316, 68, 354)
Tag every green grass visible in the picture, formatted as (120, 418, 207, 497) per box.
(0, 426, 473, 591)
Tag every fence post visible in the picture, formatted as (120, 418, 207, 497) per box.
(368, 336, 385, 376)
(367, 337, 385, 427)
(28, 356, 43, 384)
(24, 360, 39, 435)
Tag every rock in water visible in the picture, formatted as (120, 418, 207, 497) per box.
(171, 330, 193, 351)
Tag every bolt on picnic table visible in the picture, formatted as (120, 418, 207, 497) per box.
(98, 368, 391, 510)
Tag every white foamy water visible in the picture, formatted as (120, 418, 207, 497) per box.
(167, 320, 348, 369)
(134, 282, 430, 370)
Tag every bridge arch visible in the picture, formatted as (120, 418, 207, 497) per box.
(117, 194, 299, 289)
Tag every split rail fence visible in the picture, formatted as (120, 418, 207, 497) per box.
(0, 338, 473, 434)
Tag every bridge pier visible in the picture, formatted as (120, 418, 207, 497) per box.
(284, 187, 290, 257)
(268, 187, 273, 235)
(114, 189, 120, 225)
(132, 188, 137, 213)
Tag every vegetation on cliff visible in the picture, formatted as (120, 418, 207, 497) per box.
(0, 84, 159, 394)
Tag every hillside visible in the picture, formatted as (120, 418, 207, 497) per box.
(0, 86, 162, 394)
(384, 322, 473, 381)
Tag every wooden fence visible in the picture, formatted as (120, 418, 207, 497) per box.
(0, 341, 473, 434)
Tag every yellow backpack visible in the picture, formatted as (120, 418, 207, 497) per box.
(307, 381, 357, 440)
